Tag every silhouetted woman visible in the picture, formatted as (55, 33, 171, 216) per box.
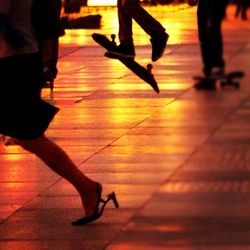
(0, 0, 118, 225)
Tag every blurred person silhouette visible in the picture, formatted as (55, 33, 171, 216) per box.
(36, 0, 63, 88)
(0, 0, 118, 225)
(235, 0, 248, 20)
(106, 0, 169, 62)
(188, 0, 229, 89)
(64, 0, 82, 13)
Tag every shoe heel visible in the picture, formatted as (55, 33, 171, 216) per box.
(108, 192, 119, 208)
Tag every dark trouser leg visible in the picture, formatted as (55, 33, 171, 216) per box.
(118, 0, 165, 42)
(242, 0, 248, 19)
(198, 0, 212, 76)
(117, 0, 133, 42)
(235, 1, 241, 17)
(198, 0, 227, 76)
(209, 1, 226, 70)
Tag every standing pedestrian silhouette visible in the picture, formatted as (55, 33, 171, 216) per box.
(0, 0, 118, 225)
(107, 0, 169, 62)
(188, 0, 229, 89)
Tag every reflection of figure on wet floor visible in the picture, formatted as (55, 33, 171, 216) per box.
(191, 0, 229, 89)
(107, 0, 169, 62)
(235, 0, 248, 20)
(0, 0, 118, 226)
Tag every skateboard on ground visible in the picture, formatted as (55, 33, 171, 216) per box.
(193, 71, 244, 90)
(92, 33, 160, 93)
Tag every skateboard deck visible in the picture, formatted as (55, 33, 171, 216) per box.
(193, 71, 244, 89)
(92, 33, 160, 93)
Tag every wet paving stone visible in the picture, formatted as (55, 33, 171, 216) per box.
(1, 5, 250, 250)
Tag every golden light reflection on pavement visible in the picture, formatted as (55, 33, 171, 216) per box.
(88, 0, 116, 6)
(57, 4, 199, 94)
(60, 4, 250, 47)
(59, 4, 198, 46)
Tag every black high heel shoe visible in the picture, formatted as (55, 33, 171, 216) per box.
(72, 184, 119, 226)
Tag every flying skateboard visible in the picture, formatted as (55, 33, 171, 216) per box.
(92, 33, 160, 93)
(193, 71, 244, 90)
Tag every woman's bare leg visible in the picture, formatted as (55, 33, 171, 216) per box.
(16, 135, 101, 216)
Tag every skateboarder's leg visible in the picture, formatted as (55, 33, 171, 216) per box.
(117, 0, 133, 43)
(121, 0, 166, 37)
(197, 0, 213, 77)
(195, 0, 216, 89)
(114, 0, 168, 61)
(235, 0, 248, 20)
(209, 0, 228, 76)
(235, 0, 241, 18)
(241, 0, 248, 20)
(198, 0, 227, 77)
(195, 0, 228, 89)
(123, 0, 168, 61)
(106, 0, 136, 59)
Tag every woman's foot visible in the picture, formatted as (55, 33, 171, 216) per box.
(83, 182, 102, 216)
(72, 183, 119, 226)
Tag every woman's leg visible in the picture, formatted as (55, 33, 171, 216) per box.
(16, 134, 100, 216)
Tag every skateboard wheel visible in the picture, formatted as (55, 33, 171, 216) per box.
(221, 81, 240, 89)
(234, 82, 240, 89)
(221, 81, 230, 88)
(110, 34, 117, 46)
(147, 64, 153, 73)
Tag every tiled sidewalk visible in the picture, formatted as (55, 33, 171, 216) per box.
(0, 5, 250, 250)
